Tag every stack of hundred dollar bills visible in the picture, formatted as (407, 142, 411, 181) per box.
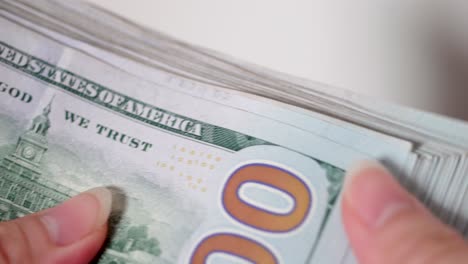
(0, 0, 467, 263)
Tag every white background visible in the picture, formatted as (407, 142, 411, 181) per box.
(87, 0, 468, 121)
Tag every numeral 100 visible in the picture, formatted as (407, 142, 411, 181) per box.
(190, 163, 313, 263)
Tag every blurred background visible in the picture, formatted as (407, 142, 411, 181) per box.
(88, 0, 468, 121)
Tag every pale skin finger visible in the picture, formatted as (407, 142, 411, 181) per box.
(342, 161, 468, 264)
(0, 187, 111, 264)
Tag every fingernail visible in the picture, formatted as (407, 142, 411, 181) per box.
(40, 187, 112, 246)
(344, 160, 414, 228)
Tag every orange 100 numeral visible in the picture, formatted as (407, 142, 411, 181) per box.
(190, 233, 277, 263)
(191, 163, 312, 263)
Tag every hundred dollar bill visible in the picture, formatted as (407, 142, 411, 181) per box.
(0, 16, 412, 263)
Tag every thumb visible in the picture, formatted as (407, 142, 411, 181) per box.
(0, 187, 111, 264)
(342, 161, 468, 264)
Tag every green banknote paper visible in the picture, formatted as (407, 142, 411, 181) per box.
(0, 14, 414, 264)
